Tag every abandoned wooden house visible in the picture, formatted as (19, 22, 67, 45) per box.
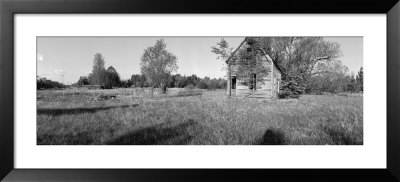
(226, 38, 283, 99)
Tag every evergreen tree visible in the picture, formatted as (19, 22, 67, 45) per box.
(356, 67, 363, 92)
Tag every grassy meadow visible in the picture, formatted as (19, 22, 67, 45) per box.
(37, 88, 363, 145)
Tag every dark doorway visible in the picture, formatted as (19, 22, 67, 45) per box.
(231, 76, 236, 89)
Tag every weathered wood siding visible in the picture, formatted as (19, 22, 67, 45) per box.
(271, 63, 282, 98)
(229, 50, 282, 99)
(234, 76, 274, 98)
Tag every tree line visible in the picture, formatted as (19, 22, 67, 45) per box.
(37, 76, 66, 89)
(75, 61, 226, 90)
(130, 73, 226, 90)
(72, 39, 226, 91)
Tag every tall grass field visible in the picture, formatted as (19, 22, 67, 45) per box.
(37, 88, 363, 145)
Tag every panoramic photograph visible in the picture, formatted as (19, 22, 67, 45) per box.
(37, 37, 363, 145)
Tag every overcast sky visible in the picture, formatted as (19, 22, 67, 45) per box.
(37, 37, 362, 85)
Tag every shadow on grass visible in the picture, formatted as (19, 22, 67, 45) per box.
(37, 104, 139, 116)
(256, 128, 286, 145)
(106, 119, 198, 145)
(168, 92, 203, 98)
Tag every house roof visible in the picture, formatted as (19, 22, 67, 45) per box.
(225, 38, 283, 74)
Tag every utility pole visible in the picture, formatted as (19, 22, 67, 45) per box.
(60, 72, 66, 96)
(61, 73, 65, 85)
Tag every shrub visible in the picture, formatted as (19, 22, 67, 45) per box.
(185, 84, 196, 90)
(278, 75, 305, 99)
(197, 81, 208, 89)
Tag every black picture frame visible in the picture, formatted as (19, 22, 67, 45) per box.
(1, 0, 399, 181)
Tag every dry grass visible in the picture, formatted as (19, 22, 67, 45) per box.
(37, 88, 363, 145)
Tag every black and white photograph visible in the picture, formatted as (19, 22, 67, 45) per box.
(36, 36, 363, 145)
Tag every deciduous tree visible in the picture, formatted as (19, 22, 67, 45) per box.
(104, 66, 121, 88)
(140, 39, 178, 96)
(89, 53, 106, 85)
(239, 37, 343, 97)
(77, 76, 89, 87)
(211, 38, 235, 97)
